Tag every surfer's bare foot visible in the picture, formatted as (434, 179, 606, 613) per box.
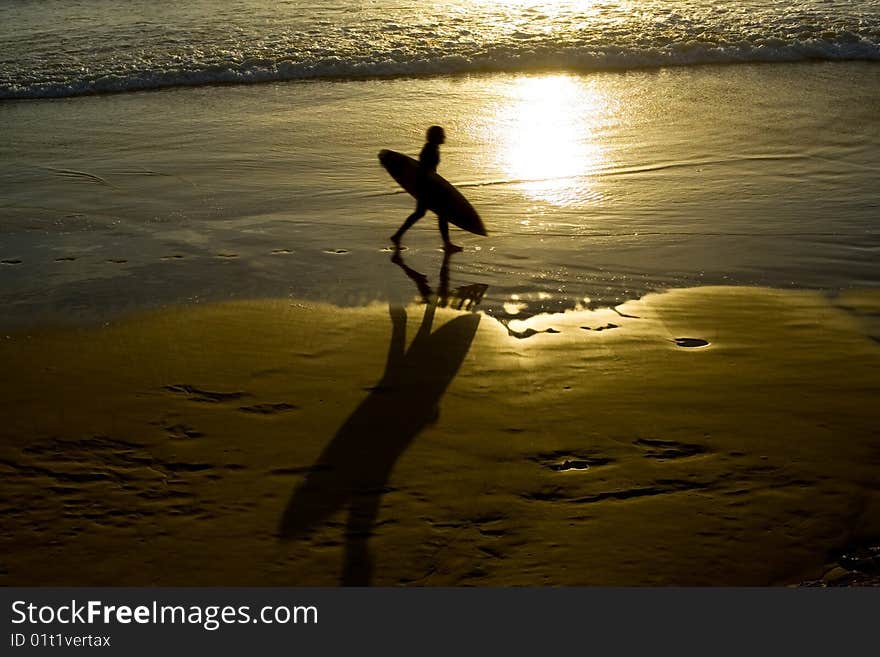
(443, 242, 463, 253)
(390, 233, 402, 248)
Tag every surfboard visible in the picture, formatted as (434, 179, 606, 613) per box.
(378, 149, 488, 236)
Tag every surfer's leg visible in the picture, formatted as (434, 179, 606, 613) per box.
(384, 304, 407, 373)
(342, 494, 381, 585)
(439, 217, 462, 253)
(391, 204, 426, 246)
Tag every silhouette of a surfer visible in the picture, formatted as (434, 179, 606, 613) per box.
(391, 125, 463, 253)
(279, 252, 487, 585)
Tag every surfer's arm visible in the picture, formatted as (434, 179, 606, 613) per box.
(418, 143, 440, 173)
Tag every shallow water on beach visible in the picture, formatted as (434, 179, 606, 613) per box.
(1, 62, 878, 327)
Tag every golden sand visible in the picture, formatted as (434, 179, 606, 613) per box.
(1, 286, 878, 585)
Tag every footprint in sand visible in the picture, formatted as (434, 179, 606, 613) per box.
(581, 323, 619, 332)
(505, 326, 560, 340)
(55, 256, 77, 262)
(531, 450, 614, 472)
(323, 248, 349, 255)
(161, 254, 185, 260)
(673, 337, 710, 348)
(1, 259, 22, 265)
(551, 459, 592, 472)
(238, 402, 298, 415)
(106, 259, 127, 264)
(164, 424, 203, 440)
(163, 384, 249, 403)
(271, 249, 292, 255)
(216, 253, 239, 259)
(634, 437, 708, 460)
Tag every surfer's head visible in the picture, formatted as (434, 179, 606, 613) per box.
(426, 125, 446, 145)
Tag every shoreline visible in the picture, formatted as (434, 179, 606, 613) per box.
(1, 284, 878, 586)
(4, 63, 878, 331)
(5, 59, 878, 103)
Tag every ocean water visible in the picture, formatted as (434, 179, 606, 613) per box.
(1, 1, 878, 327)
(2, 0, 879, 99)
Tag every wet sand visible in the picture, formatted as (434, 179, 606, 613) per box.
(3, 64, 879, 329)
(1, 285, 878, 585)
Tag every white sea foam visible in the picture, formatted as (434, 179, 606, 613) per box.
(1, 0, 878, 99)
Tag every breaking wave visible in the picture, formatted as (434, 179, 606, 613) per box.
(2, 0, 878, 100)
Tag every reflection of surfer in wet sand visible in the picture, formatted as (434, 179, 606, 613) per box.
(382, 123, 494, 254)
(391, 249, 487, 311)
(279, 251, 487, 585)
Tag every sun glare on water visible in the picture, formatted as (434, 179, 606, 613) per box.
(488, 74, 614, 206)
(469, 0, 602, 9)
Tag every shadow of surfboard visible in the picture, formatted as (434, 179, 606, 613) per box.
(279, 252, 487, 585)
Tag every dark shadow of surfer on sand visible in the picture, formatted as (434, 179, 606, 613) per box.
(279, 251, 488, 585)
